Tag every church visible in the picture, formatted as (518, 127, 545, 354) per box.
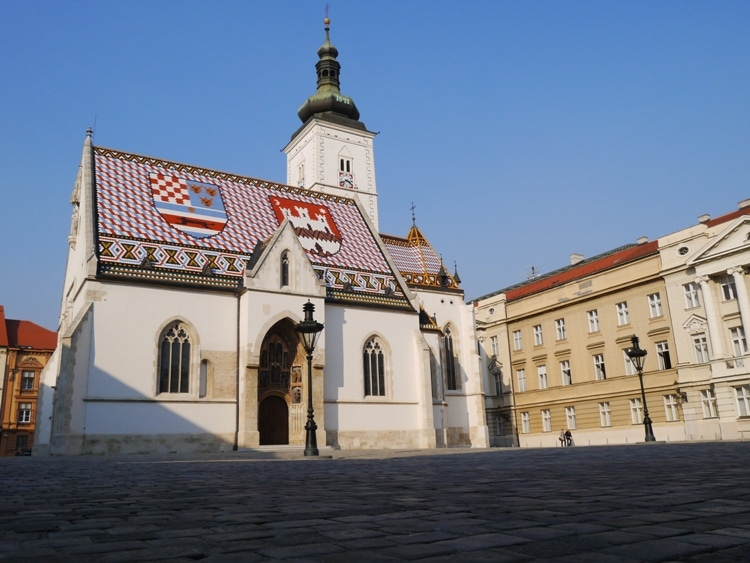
(35, 18, 488, 455)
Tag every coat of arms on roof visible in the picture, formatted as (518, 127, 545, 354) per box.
(149, 172, 228, 238)
(270, 196, 342, 257)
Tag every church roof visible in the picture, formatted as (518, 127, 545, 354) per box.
(93, 146, 411, 309)
(380, 225, 461, 292)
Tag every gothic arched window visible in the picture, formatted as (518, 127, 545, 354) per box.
(158, 322, 192, 394)
(363, 337, 386, 397)
(281, 251, 290, 287)
(443, 327, 459, 391)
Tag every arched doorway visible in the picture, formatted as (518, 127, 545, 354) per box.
(258, 395, 289, 445)
(257, 327, 302, 445)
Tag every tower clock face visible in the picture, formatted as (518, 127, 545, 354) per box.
(339, 171, 354, 189)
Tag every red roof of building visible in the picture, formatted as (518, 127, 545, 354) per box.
(486, 240, 660, 303)
(0, 306, 8, 347)
(704, 204, 750, 228)
(0, 306, 57, 350)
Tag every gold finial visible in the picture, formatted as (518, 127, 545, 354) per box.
(324, 4, 330, 27)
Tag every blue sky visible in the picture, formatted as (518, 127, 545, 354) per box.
(2, 1, 749, 330)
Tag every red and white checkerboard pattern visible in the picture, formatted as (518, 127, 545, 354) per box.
(94, 147, 395, 279)
(150, 173, 190, 205)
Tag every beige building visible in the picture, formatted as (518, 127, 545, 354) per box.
(475, 240, 682, 447)
(659, 200, 750, 442)
(475, 200, 750, 448)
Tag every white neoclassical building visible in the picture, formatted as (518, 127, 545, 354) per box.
(35, 18, 488, 455)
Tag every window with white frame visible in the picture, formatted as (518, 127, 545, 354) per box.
(630, 398, 643, 424)
(21, 371, 35, 391)
(542, 409, 552, 432)
(158, 321, 192, 394)
(555, 318, 567, 341)
(565, 406, 576, 429)
(730, 327, 748, 357)
(683, 282, 701, 308)
(18, 403, 32, 424)
(560, 360, 572, 386)
(521, 412, 531, 434)
(720, 276, 737, 301)
(655, 341, 672, 370)
(593, 354, 606, 380)
(624, 350, 637, 375)
(616, 302, 629, 326)
(512, 330, 522, 351)
(700, 389, 718, 418)
(517, 368, 526, 392)
(587, 309, 600, 333)
(735, 385, 750, 417)
(599, 402, 611, 427)
(648, 293, 663, 318)
(664, 394, 679, 422)
(537, 365, 548, 389)
(491, 335, 500, 356)
(693, 334, 710, 363)
(363, 337, 386, 397)
(533, 325, 543, 346)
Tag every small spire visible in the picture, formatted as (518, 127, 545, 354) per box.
(86, 127, 93, 138)
(410, 201, 417, 226)
(453, 261, 462, 285)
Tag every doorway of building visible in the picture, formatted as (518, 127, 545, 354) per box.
(258, 395, 289, 445)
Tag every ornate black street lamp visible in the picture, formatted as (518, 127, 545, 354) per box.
(626, 335, 656, 442)
(295, 301, 324, 456)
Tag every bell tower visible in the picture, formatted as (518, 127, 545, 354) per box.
(283, 16, 379, 230)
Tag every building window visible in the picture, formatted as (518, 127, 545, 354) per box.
(565, 406, 577, 430)
(624, 350, 637, 375)
(700, 389, 718, 418)
(555, 318, 567, 341)
(735, 385, 750, 417)
(533, 325, 543, 346)
(587, 309, 599, 333)
(730, 327, 748, 358)
(630, 398, 643, 424)
(512, 330, 522, 351)
(616, 302, 629, 326)
(560, 360, 572, 386)
(593, 354, 606, 381)
(517, 369, 526, 392)
(158, 322, 192, 394)
(15, 435, 28, 451)
(363, 337, 386, 397)
(495, 417, 504, 436)
(599, 402, 611, 427)
(683, 282, 701, 308)
(521, 412, 530, 434)
(537, 365, 548, 390)
(542, 409, 552, 432)
(719, 276, 737, 301)
(21, 371, 35, 391)
(18, 403, 32, 424)
(655, 341, 671, 370)
(648, 293, 663, 318)
(664, 394, 679, 422)
(693, 334, 710, 363)
(443, 327, 459, 391)
(297, 162, 305, 187)
(280, 251, 290, 287)
(491, 335, 500, 356)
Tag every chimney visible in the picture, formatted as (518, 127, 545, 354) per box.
(570, 253, 585, 265)
(739, 198, 750, 209)
(698, 214, 710, 223)
(637, 236, 648, 244)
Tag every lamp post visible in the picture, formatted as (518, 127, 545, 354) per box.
(295, 301, 324, 456)
(626, 335, 656, 442)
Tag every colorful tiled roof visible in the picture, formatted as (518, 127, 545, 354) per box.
(93, 147, 410, 308)
(381, 225, 460, 291)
